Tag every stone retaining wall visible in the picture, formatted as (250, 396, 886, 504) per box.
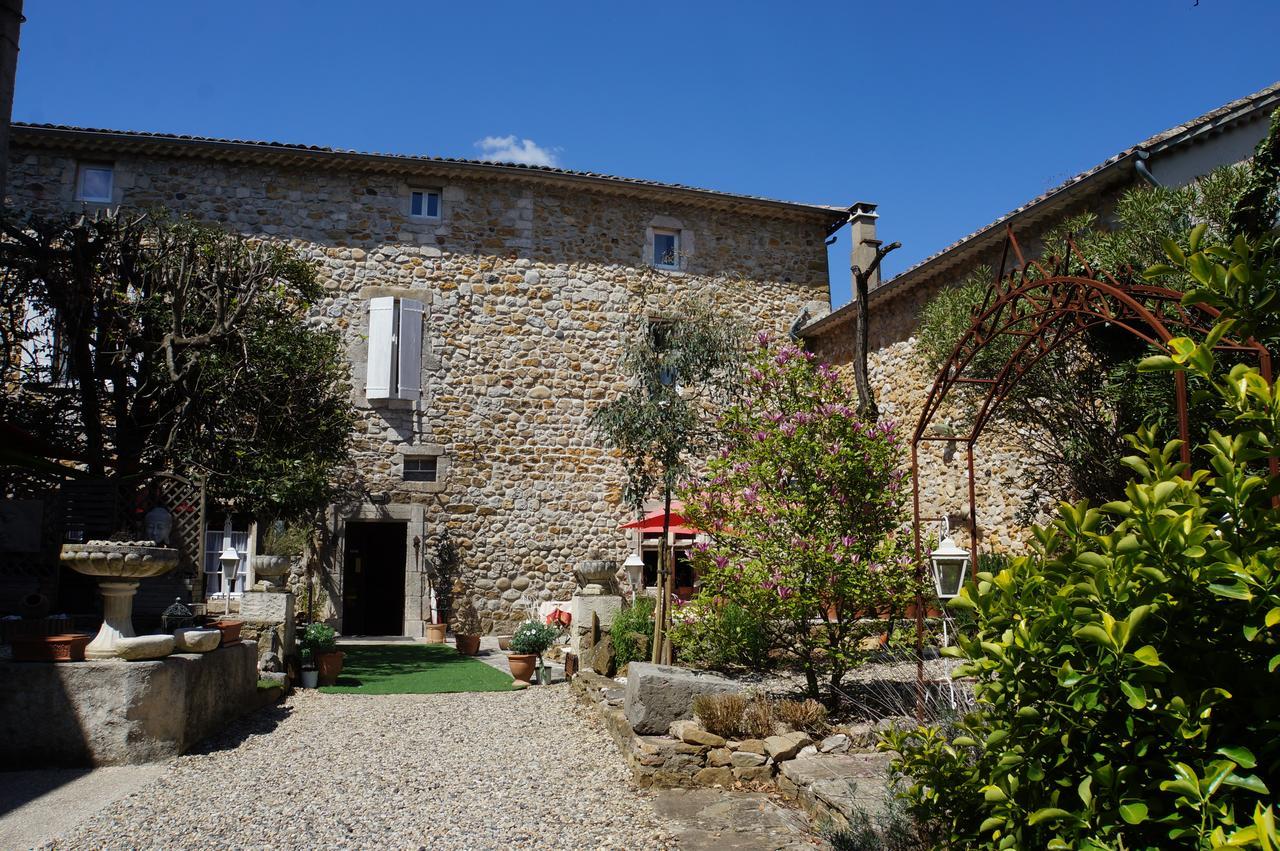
(572, 671, 892, 831)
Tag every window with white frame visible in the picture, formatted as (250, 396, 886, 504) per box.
(652, 229, 680, 270)
(409, 189, 441, 219)
(75, 163, 114, 203)
(365, 296, 425, 401)
(204, 524, 250, 598)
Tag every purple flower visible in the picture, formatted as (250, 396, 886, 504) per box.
(713, 555, 729, 569)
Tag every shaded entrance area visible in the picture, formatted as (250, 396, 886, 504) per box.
(341, 521, 406, 636)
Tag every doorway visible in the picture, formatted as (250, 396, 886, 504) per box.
(342, 521, 407, 636)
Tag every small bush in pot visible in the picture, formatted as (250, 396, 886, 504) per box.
(300, 622, 343, 685)
(450, 580, 482, 656)
(508, 620, 559, 684)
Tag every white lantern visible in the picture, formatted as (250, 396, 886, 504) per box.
(929, 537, 970, 599)
(623, 553, 646, 601)
(219, 543, 241, 596)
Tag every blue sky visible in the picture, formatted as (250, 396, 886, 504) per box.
(13, 1, 1280, 306)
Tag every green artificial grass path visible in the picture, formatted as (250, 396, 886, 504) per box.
(319, 644, 514, 695)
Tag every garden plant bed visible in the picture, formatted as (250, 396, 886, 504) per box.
(319, 644, 513, 695)
(572, 669, 896, 832)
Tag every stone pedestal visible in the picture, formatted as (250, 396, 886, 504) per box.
(0, 642, 258, 767)
(569, 587, 623, 657)
(85, 579, 141, 659)
(240, 590, 295, 668)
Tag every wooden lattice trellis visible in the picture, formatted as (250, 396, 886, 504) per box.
(148, 472, 206, 591)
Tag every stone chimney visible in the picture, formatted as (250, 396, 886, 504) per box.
(849, 202, 881, 291)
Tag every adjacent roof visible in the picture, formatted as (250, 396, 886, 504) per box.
(801, 80, 1280, 339)
(10, 122, 850, 229)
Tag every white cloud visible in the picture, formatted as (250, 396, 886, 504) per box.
(474, 135, 560, 167)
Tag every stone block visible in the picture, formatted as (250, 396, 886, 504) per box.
(765, 732, 813, 762)
(669, 719, 726, 748)
(623, 663, 741, 735)
(117, 635, 175, 660)
(734, 765, 774, 783)
(0, 642, 258, 766)
(569, 592, 623, 656)
(737, 738, 768, 755)
(694, 767, 734, 788)
(240, 590, 292, 622)
(173, 627, 220, 653)
(820, 733, 850, 754)
(707, 747, 733, 767)
(731, 751, 769, 768)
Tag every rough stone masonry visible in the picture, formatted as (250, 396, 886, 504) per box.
(7, 124, 843, 634)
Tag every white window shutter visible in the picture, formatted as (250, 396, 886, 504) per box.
(365, 297, 395, 400)
(396, 298, 424, 400)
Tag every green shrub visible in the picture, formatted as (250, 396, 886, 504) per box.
(668, 598, 772, 670)
(299, 622, 336, 654)
(612, 596, 655, 666)
(509, 620, 558, 655)
(885, 233, 1280, 850)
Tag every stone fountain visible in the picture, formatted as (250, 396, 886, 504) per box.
(59, 541, 180, 659)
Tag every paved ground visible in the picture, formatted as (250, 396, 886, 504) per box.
(4, 640, 824, 850)
(0, 766, 167, 850)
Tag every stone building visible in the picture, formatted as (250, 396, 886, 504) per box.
(802, 81, 1280, 553)
(5, 123, 846, 634)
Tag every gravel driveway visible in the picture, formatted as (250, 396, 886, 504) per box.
(44, 686, 677, 850)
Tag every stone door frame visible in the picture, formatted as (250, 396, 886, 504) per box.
(326, 502, 426, 638)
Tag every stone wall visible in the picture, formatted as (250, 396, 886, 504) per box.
(8, 141, 834, 633)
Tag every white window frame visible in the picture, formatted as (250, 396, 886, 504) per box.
(409, 189, 442, 220)
(365, 296, 425, 402)
(652, 228, 680, 270)
(203, 523, 253, 599)
(75, 162, 114, 203)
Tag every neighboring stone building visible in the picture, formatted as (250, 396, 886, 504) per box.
(5, 123, 846, 634)
(802, 81, 1280, 553)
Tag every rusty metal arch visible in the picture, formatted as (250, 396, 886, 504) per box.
(910, 229, 1274, 572)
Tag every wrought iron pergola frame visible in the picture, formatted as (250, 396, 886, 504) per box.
(908, 228, 1275, 713)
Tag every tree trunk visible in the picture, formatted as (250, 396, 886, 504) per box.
(850, 240, 900, 423)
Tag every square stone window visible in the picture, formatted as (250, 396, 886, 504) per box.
(653, 229, 680, 270)
(75, 162, 114, 203)
(410, 189, 441, 219)
(404, 457, 437, 482)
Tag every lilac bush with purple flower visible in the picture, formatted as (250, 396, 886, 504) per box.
(681, 336, 919, 700)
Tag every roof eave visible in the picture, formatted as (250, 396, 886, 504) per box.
(11, 124, 846, 226)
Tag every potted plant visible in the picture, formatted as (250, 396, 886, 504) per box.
(253, 520, 307, 591)
(299, 648, 319, 688)
(424, 532, 458, 644)
(301, 622, 343, 685)
(508, 620, 558, 684)
(451, 579, 482, 655)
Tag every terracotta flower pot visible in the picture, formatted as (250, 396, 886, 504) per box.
(12, 633, 91, 662)
(455, 634, 481, 656)
(508, 652, 537, 682)
(425, 623, 447, 644)
(209, 619, 243, 646)
(315, 649, 345, 685)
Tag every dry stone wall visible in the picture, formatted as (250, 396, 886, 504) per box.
(8, 144, 832, 632)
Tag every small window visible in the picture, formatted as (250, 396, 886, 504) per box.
(410, 189, 441, 219)
(75, 163, 114, 203)
(404, 457, 438, 482)
(653, 229, 679, 269)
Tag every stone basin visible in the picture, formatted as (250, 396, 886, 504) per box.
(117, 635, 175, 661)
(173, 627, 221, 653)
(59, 541, 181, 659)
(60, 541, 180, 579)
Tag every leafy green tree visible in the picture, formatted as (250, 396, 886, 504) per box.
(885, 232, 1280, 850)
(914, 166, 1252, 517)
(681, 337, 918, 699)
(591, 300, 744, 663)
(0, 209, 355, 523)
